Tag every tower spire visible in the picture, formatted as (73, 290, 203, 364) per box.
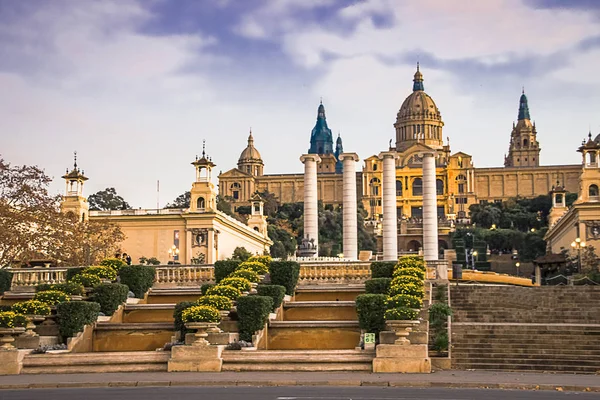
(73, 151, 78, 169)
(518, 89, 530, 120)
(413, 62, 424, 91)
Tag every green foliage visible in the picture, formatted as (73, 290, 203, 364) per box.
(214, 260, 240, 283)
(100, 257, 127, 271)
(386, 294, 422, 309)
(118, 265, 155, 298)
(33, 290, 70, 306)
(66, 267, 86, 281)
(196, 295, 232, 311)
(389, 282, 424, 298)
(219, 277, 252, 292)
(391, 275, 423, 287)
(70, 273, 102, 288)
(397, 256, 426, 271)
(200, 283, 215, 295)
(238, 260, 269, 275)
(236, 295, 273, 342)
(181, 305, 221, 323)
(393, 267, 425, 280)
(247, 255, 271, 270)
(384, 307, 419, 321)
(256, 285, 286, 311)
(0, 311, 28, 328)
(434, 284, 447, 302)
(269, 261, 300, 295)
(145, 257, 161, 266)
(36, 282, 85, 296)
(206, 285, 241, 300)
(267, 225, 297, 258)
(231, 247, 253, 261)
(56, 301, 100, 339)
(429, 303, 453, 328)
(173, 301, 195, 338)
(230, 269, 260, 283)
(90, 283, 129, 315)
(85, 266, 117, 281)
(432, 331, 449, 351)
(165, 191, 190, 209)
(12, 300, 51, 316)
(0, 269, 12, 294)
(370, 262, 396, 278)
(364, 278, 392, 295)
(355, 294, 387, 336)
(88, 187, 131, 211)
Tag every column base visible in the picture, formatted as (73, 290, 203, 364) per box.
(168, 345, 223, 372)
(0, 349, 23, 375)
(372, 344, 431, 373)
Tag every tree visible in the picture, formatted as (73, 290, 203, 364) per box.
(231, 246, 252, 261)
(88, 187, 131, 211)
(165, 191, 190, 209)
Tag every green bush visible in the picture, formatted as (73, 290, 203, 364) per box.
(0, 269, 13, 294)
(365, 278, 392, 294)
(181, 305, 221, 323)
(12, 300, 51, 316)
(33, 290, 70, 306)
(200, 283, 215, 295)
(391, 275, 423, 287)
(118, 265, 155, 298)
(70, 273, 102, 288)
(173, 301, 195, 338)
(370, 261, 396, 278)
(206, 285, 241, 300)
(90, 283, 129, 315)
(36, 282, 85, 296)
(100, 257, 127, 271)
(238, 260, 269, 275)
(84, 266, 117, 281)
(236, 295, 273, 342)
(56, 301, 100, 339)
(389, 282, 424, 298)
(66, 267, 86, 281)
(256, 285, 286, 311)
(219, 277, 252, 292)
(214, 260, 240, 283)
(269, 261, 300, 295)
(0, 311, 28, 328)
(434, 284, 448, 302)
(429, 303, 453, 329)
(196, 295, 232, 311)
(397, 256, 426, 271)
(230, 269, 260, 283)
(355, 294, 386, 336)
(393, 267, 425, 280)
(384, 307, 419, 321)
(247, 255, 271, 270)
(432, 331, 449, 351)
(386, 294, 422, 309)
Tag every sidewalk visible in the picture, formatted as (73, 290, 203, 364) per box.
(0, 370, 598, 392)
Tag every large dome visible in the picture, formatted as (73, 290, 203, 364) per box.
(238, 131, 262, 164)
(396, 66, 441, 122)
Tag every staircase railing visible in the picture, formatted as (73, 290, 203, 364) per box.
(9, 267, 68, 291)
(298, 262, 371, 285)
(154, 265, 215, 287)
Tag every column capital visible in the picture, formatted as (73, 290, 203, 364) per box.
(300, 154, 321, 164)
(418, 151, 437, 158)
(339, 152, 359, 162)
(378, 151, 399, 160)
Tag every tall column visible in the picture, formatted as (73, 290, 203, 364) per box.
(300, 154, 321, 252)
(340, 153, 359, 260)
(379, 152, 398, 261)
(422, 152, 439, 261)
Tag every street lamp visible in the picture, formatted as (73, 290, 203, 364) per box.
(471, 250, 478, 270)
(168, 245, 179, 262)
(570, 238, 586, 273)
(515, 262, 520, 277)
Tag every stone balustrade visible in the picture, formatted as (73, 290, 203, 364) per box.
(154, 265, 215, 287)
(425, 259, 450, 281)
(298, 262, 371, 285)
(10, 267, 68, 291)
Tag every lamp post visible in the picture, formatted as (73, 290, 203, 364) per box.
(515, 262, 520, 277)
(471, 250, 478, 270)
(168, 245, 179, 262)
(570, 238, 586, 273)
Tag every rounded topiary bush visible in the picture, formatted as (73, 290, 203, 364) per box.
(236, 295, 273, 342)
(384, 307, 419, 321)
(219, 277, 252, 292)
(0, 269, 13, 295)
(173, 301, 195, 338)
(200, 283, 215, 295)
(196, 295, 233, 311)
(355, 294, 387, 336)
(118, 265, 155, 298)
(269, 261, 300, 295)
(90, 283, 129, 315)
(0, 311, 28, 328)
(230, 269, 260, 283)
(391, 275, 423, 287)
(393, 267, 425, 280)
(33, 290, 70, 306)
(386, 294, 422, 310)
(214, 260, 241, 283)
(370, 261, 396, 279)
(247, 255, 271, 270)
(238, 260, 268, 275)
(100, 257, 127, 271)
(256, 284, 286, 311)
(365, 278, 392, 295)
(389, 282, 425, 298)
(181, 305, 221, 323)
(56, 301, 100, 339)
(36, 282, 85, 296)
(70, 273, 102, 288)
(12, 300, 51, 316)
(84, 266, 117, 281)
(206, 285, 241, 300)
(397, 256, 426, 271)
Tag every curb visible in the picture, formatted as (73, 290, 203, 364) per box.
(0, 380, 598, 392)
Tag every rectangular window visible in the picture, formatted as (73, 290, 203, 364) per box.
(455, 197, 467, 204)
(458, 183, 465, 193)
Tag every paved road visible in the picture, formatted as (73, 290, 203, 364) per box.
(1, 386, 598, 400)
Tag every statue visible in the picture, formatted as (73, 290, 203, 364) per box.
(297, 235, 318, 257)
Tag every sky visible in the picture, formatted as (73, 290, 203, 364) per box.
(1, 0, 600, 208)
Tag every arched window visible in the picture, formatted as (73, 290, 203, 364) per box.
(555, 193, 563, 204)
(197, 197, 206, 210)
(589, 184, 599, 198)
(396, 180, 403, 196)
(231, 182, 241, 200)
(373, 163, 378, 171)
(370, 178, 380, 196)
(523, 139, 528, 147)
(436, 179, 444, 195)
(412, 178, 423, 196)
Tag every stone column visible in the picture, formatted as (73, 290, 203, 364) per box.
(422, 152, 439, 261)
(300, 154, 321, 252)
(379, 151, 398, 261)
(340, 153, 359, 260)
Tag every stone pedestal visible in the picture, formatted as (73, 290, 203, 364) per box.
(168, 345, 224, 372)
(0, 349, 24, 375)
(372, 344, 431, 373)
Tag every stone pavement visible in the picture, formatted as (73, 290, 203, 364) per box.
(0, 370, 598, 392)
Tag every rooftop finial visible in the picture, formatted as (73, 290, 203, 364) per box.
(417, 61, 420, 72)
(320, 97, 323, 105)
(202, 140, 206, 158)
(413, 62, 424, 91)
(522, 86, 525, 94)
(73, 151, 78, 169)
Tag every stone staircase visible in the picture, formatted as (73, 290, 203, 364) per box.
(451, 285, 600, 373)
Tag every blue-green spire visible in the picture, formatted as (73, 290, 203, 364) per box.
(518, 88, 530, 120)
(309, 101, 334, 155)
(334, 134, 343, 173)
(413, 62, 424, 91)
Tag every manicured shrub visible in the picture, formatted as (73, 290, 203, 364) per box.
(236, 295, 273, 342)
(196, 295, 232, 311)
(0, 269, 13, 294)
(230, 269, 260, 283)
(247, 255, 271, 270)
(386, 294, 422, 310)
(100, 257, 127, 271)
(355, 294, 387, 336)
(214, 260, 240, 283)
(393, 267, 425, 280)
(200, 283, 215, 295)
(365, 278, 392, 295)
(173, 301, 195, 338)
(384, 307, 419, 321)
(181, 305, 221, 323)
(33, 290, 70, 306)
(269, 261, 300, 295)
(370, 261, 396, 279)
(70, 273, 102, 288)
(391, 275, 423, 287)
(238, 260, 268, 275)
(36, 282, 85, 296)
(90, 283, 129, 315)
(432, 331, 449, 351)
(206, 285, 241, 300)
(84, 266, 117, 281)
(0, 311, 28, 328)
(12, 300, 51, 316)
(56, 301, 100, 339)
(429, 303, 453, 329)
(118, 265, 155, 298)
(219, 277, 252, 292)
(397, 256, 426, 271)
(256, 285, 286, 311)
(65, 267, 86, 281)
(389, 282, 425, 298)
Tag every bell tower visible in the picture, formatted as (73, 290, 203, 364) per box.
(575, 132, 600, 204)
(189, 141, 217, 212)
(504, 89, 541, 167)
(247, 193, 269, 237)
(61, 151, 89, 221)
(548, 182, 568, 227)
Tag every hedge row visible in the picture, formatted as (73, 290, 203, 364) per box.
(118, 265, 155, 298)
(269, 261, 300, 295)
(236, 295, 273, 342)
(214, 260, 240, 283)
(57, 301, 100, 339)
(90, 283, 129, 315)
(256, 285, 286, 311)
(365, 278, 391, 295)
(370, 261, 396, 279)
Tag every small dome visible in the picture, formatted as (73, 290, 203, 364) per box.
(238, 131, 262, 164)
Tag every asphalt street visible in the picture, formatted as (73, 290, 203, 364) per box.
(1, 386, 598, 400)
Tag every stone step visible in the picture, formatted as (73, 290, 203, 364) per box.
(266, 321, 361, 350)
(93, 323, 174, 352)
(452, 352, 600, 360)
(452, 344, 600, 351)
(294, 286, 364, 302)
(123, 303, 176, 323)
(283, 301, 357, 321)
(146, 288, 203, 305)
(452, 357, 600, 367)
(22, 351, 169, 374)
(223, 362, 372, 372)
(451, 362, 600, 374)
